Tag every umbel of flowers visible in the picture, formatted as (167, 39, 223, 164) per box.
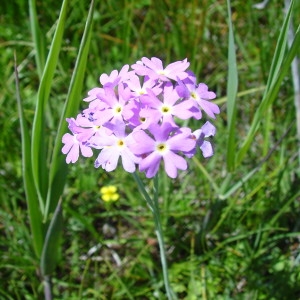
(62, 57, 220, 178)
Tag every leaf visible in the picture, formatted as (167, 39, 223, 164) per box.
(45, 0, 96, 219)
(14, 52, 44, 258)
(40, 0, 96, 276)
(31, 0, 70, 215)
(40, 199, 63, 276)
(226, 0, 238, 172)
(236, 0, 296, 165)
(28, 0, 46, 79)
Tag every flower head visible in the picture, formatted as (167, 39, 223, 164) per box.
(62, 57, 219, 178)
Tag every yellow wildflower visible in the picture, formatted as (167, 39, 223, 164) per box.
(100, 185, 120, 202)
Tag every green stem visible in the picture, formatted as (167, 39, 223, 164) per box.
(152, 175, 176, 300)
(132, 172, 176, 300)
(43, 275, 52, 300)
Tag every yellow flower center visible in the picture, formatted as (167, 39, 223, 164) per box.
(114, 105, 122, 115)
(161, 105, 171, 114)
(156, 142, 168, 154)
(191, 91, 198, 99)
(117, 139, 124, 147)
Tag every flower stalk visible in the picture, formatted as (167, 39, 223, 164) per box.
(133, 172, 176, 300)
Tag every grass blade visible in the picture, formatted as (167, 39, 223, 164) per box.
(45, 0, 96, 219)
(28, 0, 46, 79)
(14, 52, 44, 258)
(40, 198, 63, 276)
(31, 0, 69, 215)
(220, 121, 294, 199)
(226, 0, 238, 172)
(236, 0, 295, 165)
(192, 156, 219, 193)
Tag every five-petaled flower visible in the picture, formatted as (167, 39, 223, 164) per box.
(130, 123, 196, 178)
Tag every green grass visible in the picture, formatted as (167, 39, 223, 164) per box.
(1, 0, 300, 299)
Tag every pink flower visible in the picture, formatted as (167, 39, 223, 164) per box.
(177, 80, 220, 119)
(141, 82, 196, 126)
(62, 133, 93, 163)
(194, 121, 216, 158)
(132, 57, 190, 82)
(62, 57, 219, 177)
(195, 83, 219, 119)
(92, 122, 140, 173)
(99, 64, 134, 87)
(83, 87, 104, 102)
(93, 83, 132, 126)
(184, 121, 216, 158)
(125, 75, 161, 97)
(130, 123, 196, 178)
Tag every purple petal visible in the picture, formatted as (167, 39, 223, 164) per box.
(66, 144, 79, 164)
(168, 133, 196, 152)
(80, 144, 93, 157)
(200, 141, 214, 158)
(131, 131, 155, 154)
(163, 151, 187, 178)
(142, 57, 163, 71)
(95, 148, 119, 171)
(139, 152, 161, 178)
(198, 100, 220, 119)
(201, 121, 216, 137)
(120, 148, 137, 173)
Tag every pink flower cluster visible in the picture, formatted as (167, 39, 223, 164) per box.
(62, 57, 219, 178)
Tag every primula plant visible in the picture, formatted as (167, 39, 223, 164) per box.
(62, 57, 220, 299)
(62, 57, 219, 176)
